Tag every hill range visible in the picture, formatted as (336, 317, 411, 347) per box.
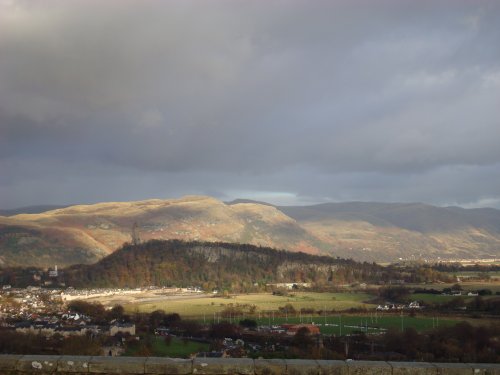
(1, 195, 500, 267)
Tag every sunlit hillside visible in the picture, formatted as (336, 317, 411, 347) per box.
(1, 196, 500, 267)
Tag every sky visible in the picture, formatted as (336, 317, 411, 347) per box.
(1, 0, 500, 209)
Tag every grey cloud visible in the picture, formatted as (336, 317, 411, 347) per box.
(3, 159, 500, 209)
(1, 0, 500, 208)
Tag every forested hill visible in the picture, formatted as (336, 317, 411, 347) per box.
(63, 240, 385, 289)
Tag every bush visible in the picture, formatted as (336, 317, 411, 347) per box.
(239, 319, 257, 329)
(378, 286, 409, 302)
(278, 303, 296, 314)
(478, 289, 492, 296)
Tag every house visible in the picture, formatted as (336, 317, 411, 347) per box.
(109, 323, 135, 336)
(154, 327, 170, 336)
(55, 326, 88, 337)
(15, 322, 57, 336)
(282, 324, 320, 336)
(408, 301, 421, 309)
(268, 283, 311, 290)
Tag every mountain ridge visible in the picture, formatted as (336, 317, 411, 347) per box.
(0, 205, 71, 217)
(1, 196, 500, 267)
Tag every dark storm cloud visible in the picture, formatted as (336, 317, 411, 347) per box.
(1, 0, 500, 208)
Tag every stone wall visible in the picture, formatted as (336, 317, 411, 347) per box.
(0, 355, 499, 375)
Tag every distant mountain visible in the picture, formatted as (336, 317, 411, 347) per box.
(278, 202, 500, 261)
(0, 196, 322, 268)
(0, 205, 70, 216)
(279, 202, 500, 234)
(1, 196, 500, 267)
(225, 199, 275, 207)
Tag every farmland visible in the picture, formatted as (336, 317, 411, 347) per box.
(122, 291, 468, 335)
(251, 314, 457, 335)
(125, 292, 374, 317)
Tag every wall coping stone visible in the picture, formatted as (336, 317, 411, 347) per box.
(347, 360, 393, 375)
(0, 355, 498, 375)
(145, 357, 193, 375)
(57, 355, 92, 373)
(193, 358, 254, 374)
(17, 355, 62, 373)
(388, 362, 437, 375)
(0, 354, 23, 370)
(315, 360, 348, 375)
(254, 358, 286, 375)
(466, 363, 500, 375)
(433, 363, 474, 375)
(89, 356, 147, 374)
(284, 359, 320, 375)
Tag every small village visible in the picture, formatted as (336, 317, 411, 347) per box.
(1, 259, 499, 361)
(0, 285, 321, 358)
(0, 282, 436, 359)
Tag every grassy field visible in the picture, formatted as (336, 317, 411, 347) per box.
(250, 314, 457, 335)
(125, 292, 375, 317)
(123, 291, 468, 335)
(124, 336, 209, 358)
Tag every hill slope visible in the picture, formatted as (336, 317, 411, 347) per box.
(62, 240, 380, 288)
(1, 196, 500, 267)
(0, 196, 322, 267)
(0, 205, 70, 216)
(279, 202, 500, 261)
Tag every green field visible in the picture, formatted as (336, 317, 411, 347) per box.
(124, 336, 209, 358)
(124, 291, 466, 335)
(126, 292, 375, 317)
(250, 314, 457, 334)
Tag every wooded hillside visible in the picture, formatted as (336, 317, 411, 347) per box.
(63, 240, 385, 289)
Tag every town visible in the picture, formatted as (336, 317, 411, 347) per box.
(1, 282, 499, 362)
